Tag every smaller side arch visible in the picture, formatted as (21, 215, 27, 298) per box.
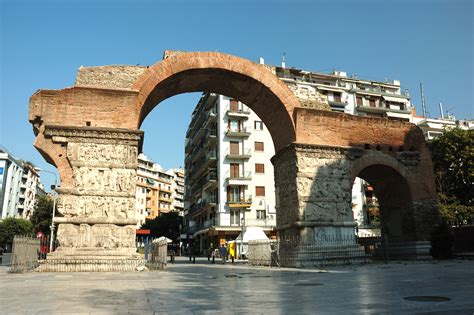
(350, 151, 439, 240)
(351, 152, 415, 240)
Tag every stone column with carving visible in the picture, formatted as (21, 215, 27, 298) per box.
(39, 126, 144, 271)
(272, 143, 366, 267)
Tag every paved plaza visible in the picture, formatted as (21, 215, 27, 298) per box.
(1, 257, 473, 314)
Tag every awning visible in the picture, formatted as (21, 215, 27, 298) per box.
(316, 85, 345, 93)
(386, 112, 411, 120)
(383, 96, 408, 103)
(146, 178, 155, 185)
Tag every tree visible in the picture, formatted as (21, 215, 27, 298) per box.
(30, 194, 58, 235)
(0, 218, 34, 251)
(428, 128, 474, 225)
(141, 212, 182, 242)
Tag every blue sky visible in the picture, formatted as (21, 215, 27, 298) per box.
(1, 0, 473, 190)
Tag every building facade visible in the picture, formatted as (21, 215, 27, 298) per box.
(168, 168, 185, 217)
(412, 115, 473, 140)
(185, 93, 277, 255)
(135, 154, 183, 228)
(275, 67, 413, 121)
(1, 147, 44, 220)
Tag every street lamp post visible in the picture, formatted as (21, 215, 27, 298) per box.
(35, 168, 59, 253)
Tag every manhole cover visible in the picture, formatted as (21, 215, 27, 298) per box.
(294, 283, 324, 287)
(403, 296, 450, 302)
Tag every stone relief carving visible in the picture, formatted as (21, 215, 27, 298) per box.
(56, 224, 79, 247)
(58, 195, 135, 219)
(72, 167, 135, 194)
(68, 143, 137, 164)
(57, 223, 136, 249)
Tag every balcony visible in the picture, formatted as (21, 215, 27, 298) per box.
(158, 196, 172, 203)
(203, 110, 217, 128)
(225, 127, 251, 138)
(203, 170, 217, 191)
(227, 195, 252, 208)
(159, 186, 172, 194)
(226, 104, 251, 118)
(202, 196, 217, 208)
(225, 171, 252, 185)
(225, 148, 251, 160)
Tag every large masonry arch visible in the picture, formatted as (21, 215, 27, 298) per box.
(132, 51, 298, 152)
(29, 51, 440, 271)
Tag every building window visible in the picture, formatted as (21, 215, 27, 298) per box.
(230, 163, 240, 178)
(255, 163, 265, 174)
(254, 121, 263, 130)
(369, 99, 376, 107)
(230, 210, 240, 225)
(257, 210, 266, 220)
(230, 141, 240, 155)
(254, 141, 264, 152)
(230, 99, 239, 112)
(333, 92, 342, 103)
(256, 186, 265, 197)
(356, 96, 363, 106)
(227, 186, 241, 202)
(228, 119, 242, 132)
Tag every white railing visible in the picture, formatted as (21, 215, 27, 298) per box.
(225, 170, 252, 180)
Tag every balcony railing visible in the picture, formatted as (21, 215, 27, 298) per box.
(226, 104, 251, 116)
(225, 127, 251, 138)
(227, 195, 253, 207)
(225, 171, 252, 181)
(225, 148, 251, 160)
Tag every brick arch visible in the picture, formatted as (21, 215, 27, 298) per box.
(350, 152, 415, 238)
(350, 152, 412, 187)
(131, 52, 300, 152)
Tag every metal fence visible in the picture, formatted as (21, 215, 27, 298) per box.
(248, 234, 431, 268)
(9, 236, 41, 273)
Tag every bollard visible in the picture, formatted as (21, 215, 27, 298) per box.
(212, 256, 215, 264)
(189, 255, 192, 262)
(193, 256, 196, 264)
(231, 256, 234, 264)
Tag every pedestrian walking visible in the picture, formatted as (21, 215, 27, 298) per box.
(219, 244, 227, 264)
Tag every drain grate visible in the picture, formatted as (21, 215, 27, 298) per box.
(403, 296, 450, 302)
(294, 283, 324, 287)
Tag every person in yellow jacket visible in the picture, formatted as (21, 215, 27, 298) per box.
(229, 242, 235, 263)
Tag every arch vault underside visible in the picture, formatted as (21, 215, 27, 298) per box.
(29, 51, 440, 270)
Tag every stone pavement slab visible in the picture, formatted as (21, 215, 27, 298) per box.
(1, 257, 473, 314)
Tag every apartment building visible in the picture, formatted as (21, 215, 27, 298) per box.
(135, 154, 182, 228)
(185, 93, 276, 254)
(0, 146, 44, 220)
(168, 168, 185, 217)
(412, 115, 473, 140)
(275, 66, 413, 121)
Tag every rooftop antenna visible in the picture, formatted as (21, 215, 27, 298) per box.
(420, 83, 427, 118)
(281, 52, 286, 69)
(439, 102, 444, 119)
